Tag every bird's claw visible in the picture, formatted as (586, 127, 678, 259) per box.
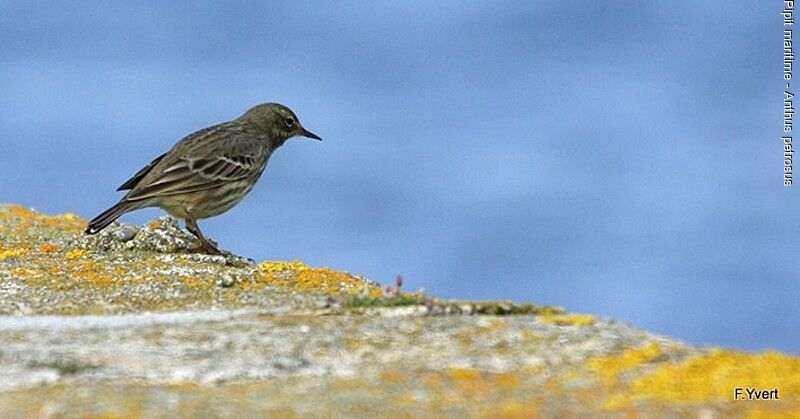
(199, 242, 224, 256)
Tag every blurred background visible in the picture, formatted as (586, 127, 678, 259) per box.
(1, 2, 795, 352)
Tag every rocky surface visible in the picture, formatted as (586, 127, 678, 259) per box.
(0, 204, 797, 417)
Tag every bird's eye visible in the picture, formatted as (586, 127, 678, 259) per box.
(285, 118, 295, 128)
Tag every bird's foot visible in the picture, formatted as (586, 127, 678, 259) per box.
(224, 253, 256, 267)
(200, 243, 224, 256)
(194, 244, 254, 267)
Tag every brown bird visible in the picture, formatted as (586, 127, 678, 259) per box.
(85, 103, 321, 254)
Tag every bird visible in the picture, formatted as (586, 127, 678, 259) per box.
(85, 103, 321, 255)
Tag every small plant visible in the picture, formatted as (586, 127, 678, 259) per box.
(383, 275, 403, 296)
(343, 274, 428, 308)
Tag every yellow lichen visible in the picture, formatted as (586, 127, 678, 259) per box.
(604, 349, 800, 409)
(747, 408, 800, 418)
(296, 267, 379, 295)
(476, 318, 507, 332)
(257, 260, 309, 273)
(344, 339, 361, 350)
(483, 401, 538, 419)
(65, 249, 89, 260)
(249, 273, 286, 287)
(0, 248, 26, 260)
(540, 313, 595, 326)
(41, 213, 86, 231)
(521, 365, 546, 376)
(586, 342, 663, 383)
(0, 205, 86, 233)
(57, 213, 81, 221)
(447, 368, 482, 381)
(0, 205, 38, 220)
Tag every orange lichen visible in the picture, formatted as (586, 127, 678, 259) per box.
(11, 267, 37, 277)
(90, 275, 114, 285)
(422, 371, 443, 389)
(586, 342, 664, 384)
(494, 372, 521, 389)
(604, 349, 800, 409)
(176, 275, 211, 289)
(442, 368, 493, 401)
(252, 271, 290, 287)
(254, 261, 382, 296)
(147, 219, 162, 230)
(540, 313, 595, 326)
(379, 370, 407, 383)
(69, 262, 113, 286)
(39, 243, 62, 253)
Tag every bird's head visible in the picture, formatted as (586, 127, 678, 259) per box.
(239, 103, 321, 146)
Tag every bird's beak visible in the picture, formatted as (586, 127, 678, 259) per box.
(299, 128, 322, 141)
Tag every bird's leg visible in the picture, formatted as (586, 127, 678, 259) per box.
(184, 213, 222, 255)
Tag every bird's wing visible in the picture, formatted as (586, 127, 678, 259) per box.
(124, 131, 265, 202)
(117, 152, 167, 191)
(116, 123, 224, 191)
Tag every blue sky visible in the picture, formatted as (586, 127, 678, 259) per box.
(1, 2, 796, 352)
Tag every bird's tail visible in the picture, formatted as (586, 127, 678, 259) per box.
(85, 201, 136, 234)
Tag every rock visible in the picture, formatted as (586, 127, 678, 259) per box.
(0, 204, 798, 417)
(215, 273, 236, 288)
(111, 224, 137, 242)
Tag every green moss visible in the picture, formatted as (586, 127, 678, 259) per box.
(28, 359, 100, 376)
(345, 293, 425, 308)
